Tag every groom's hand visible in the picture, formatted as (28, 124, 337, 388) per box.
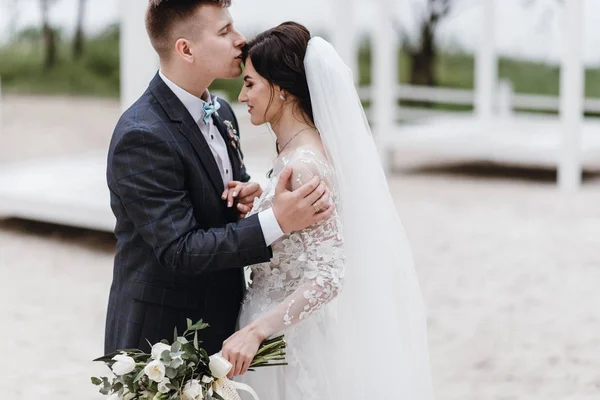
(222, 181, 263, 217)
(272, 166, 334, 234)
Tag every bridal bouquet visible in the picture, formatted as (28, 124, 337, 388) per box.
(92, 319, 286, 400)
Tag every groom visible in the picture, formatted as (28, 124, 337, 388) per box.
(104, 0, 334, 355)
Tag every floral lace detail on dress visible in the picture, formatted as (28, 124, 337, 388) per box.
(244, 147, 345, 336)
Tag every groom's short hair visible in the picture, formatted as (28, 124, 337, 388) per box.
(146, 0, 232, 59)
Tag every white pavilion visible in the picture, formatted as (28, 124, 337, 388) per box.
(0, 0, 595, 232)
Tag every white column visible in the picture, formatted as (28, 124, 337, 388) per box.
(0, 77, 3, 138)
(497, 79, 513, 118)
(372, 0, 398, 171)
(558, 0, 584, 191)
(331, 0, 359, 83)
(474, 0, 497, 119)
(120, 0, 159, 111)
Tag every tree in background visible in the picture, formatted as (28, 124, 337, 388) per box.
(40, 0, 58, 70)
(72, 0, 87, 59)
(398, 0, 454, 87)
(397, 0, 561, 88)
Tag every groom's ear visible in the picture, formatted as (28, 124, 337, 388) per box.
(174, 38, 194, 63)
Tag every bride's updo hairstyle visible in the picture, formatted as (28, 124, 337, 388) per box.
(242, 21, 315, 127)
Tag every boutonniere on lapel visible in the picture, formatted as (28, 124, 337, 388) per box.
(223, 119, 244, 168)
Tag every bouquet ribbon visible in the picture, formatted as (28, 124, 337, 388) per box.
(209, 354, 260, 400)
(213, 377, 260, 400)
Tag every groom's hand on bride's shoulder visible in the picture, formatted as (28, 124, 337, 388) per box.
(272, 166, 335, 234)
(222, 181, 263, 217)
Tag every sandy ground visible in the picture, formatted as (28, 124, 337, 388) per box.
(1, 94, 599, 400)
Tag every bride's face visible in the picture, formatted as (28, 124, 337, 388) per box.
(238, 59, 284, 126)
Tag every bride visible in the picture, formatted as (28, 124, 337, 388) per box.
(220, 22, 434, 400)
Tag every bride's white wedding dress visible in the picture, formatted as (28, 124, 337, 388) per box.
(238, 147, 344, 400)
(237, 37, 434, 400)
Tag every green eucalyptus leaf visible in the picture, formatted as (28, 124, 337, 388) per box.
(189, 321, 209, 331)
(170, 357, 184, 369)
(176, 336, 189, 344)
(165, 367, 177, 379)
(99, 377, 111, 395)
(112, 382, 123, 393)
(161, 350, 172, 362)
(91, 377, 102, 386)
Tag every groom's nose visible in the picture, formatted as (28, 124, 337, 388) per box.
(233, 29, 246, 48)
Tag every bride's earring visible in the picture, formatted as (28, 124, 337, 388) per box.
(280, 93, 286, 101)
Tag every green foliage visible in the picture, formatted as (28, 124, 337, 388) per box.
(2, 24, 600, 103)
(0, 23, 119, 97)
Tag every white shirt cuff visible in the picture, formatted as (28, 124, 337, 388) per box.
(258, 208, 284, 246)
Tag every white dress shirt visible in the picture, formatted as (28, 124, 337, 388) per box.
(159, 71, 284, 246)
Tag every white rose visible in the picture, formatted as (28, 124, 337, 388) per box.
(209, 354, 232, 379)
(181, 379, 203, 400)
(157, 377, 171, 394)
(106, 394, 120, 400)
(111, 354, 136, 376)
(144, 360, 166, 383)
(151, 343, 172, 360)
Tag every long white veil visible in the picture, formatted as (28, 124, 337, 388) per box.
(305, 37, 435, 399)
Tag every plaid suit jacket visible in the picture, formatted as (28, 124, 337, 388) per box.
(104, 73, 272, 355)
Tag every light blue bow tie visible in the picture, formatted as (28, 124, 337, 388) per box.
(202, 98, 221, 123)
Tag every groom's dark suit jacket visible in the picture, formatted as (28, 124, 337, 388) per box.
(104, 73, 272, 355)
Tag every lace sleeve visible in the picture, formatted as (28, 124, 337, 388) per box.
(253, 152, 345, 337)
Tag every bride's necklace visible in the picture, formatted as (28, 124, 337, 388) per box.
(278, 127, 315, 153)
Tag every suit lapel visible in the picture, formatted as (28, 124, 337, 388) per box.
(149, 73, 225, 194)
(181, 118, 225, 193)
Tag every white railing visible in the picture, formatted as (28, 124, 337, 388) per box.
(358, 81, 600, 116)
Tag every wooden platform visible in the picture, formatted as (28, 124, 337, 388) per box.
(378, 114, 600, 170)
(0, 150, 272, 233)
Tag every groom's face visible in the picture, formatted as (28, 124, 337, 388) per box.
(188, 4, 246, 79)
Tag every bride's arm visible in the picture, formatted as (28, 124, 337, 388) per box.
(221, 157, 346, 376)
(255, 158, 345, 332)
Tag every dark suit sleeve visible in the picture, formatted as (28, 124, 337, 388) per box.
(110, 127, 271, 275)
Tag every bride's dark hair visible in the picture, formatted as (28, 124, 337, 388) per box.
(242, 22, 314, 131)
